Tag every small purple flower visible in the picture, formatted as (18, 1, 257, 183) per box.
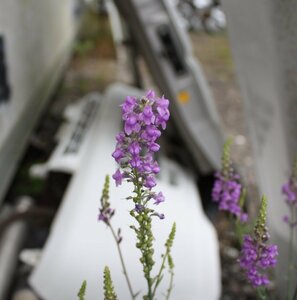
(130, 155, 142, 170)
(148, 142, 160, 152)
(282, 215, 297, 227)
(151, 161, 160, 174)
(144, 176, 157, 189)
(135, 204, 144, 213)
(151, 212, 165, 219)
(112, 148, 124, 163)
(121, 96, 137, 116)
(98, 207, 115, 224)
(112, 169, 123, 187)
(116, 132, 125, 143)
(128, 141, 141, 156)
(282, 167, 297, 226)
(140, 105, 155, 125)
(283, 215, 290, 224)
(124, 113, 141, 135)
(240, 213, 248, 223)
(141, 125, 161, 142)
(153, 192, 165, 205)
(155, 96, 170, 129)
(146, 89, 155, 99)
(282, 181, 297, 205)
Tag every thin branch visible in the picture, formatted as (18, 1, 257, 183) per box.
(109, 223, 136, 299)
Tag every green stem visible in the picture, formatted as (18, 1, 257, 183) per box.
(256, 286, 267, 300)
(147, 281, 153, 300)
(134, 171, 153, 300)
(165, 269, 174, 300)
(151, 251, 169, 298)
(292, 282, 297, 300)
(109, 224, 136, 299)
(287, 208, 295, 300)
(234, 219, 244, 245)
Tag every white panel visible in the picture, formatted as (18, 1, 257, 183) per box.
(0, 0, 77, 202)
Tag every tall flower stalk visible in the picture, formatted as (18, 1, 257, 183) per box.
(239, 196, 278, 294)
(99, 175, 135, 299)
(99, 90, 176, 300)
(212, 139, 248, 223)
(282, 158, 297, 300)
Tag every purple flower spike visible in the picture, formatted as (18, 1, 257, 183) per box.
(112, 90, 170, 219)
(212, 140, 248, 222)
(212, 172, 244, 220)
(239, 235, 278, 287)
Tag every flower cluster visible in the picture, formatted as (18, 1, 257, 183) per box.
(112, 90, 170, 211)
(239, 196, 278, 287)
(282, 179, 297, 206)
(212, 139, 247, 222)
(239, 235, 278, 287)
(282, 162, 297, 227)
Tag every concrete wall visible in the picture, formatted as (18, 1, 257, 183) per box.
(0, 0, 78, 203)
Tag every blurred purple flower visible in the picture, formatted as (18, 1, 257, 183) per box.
(282, 167, 297, 226)
(282, 180, 297, 205)
(239, 235, 278, 287)
(153, 192, 165, 205)
(98, 207, 115, 224)
(112, 169, 123, 187)
(212, 172, 246, 222)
